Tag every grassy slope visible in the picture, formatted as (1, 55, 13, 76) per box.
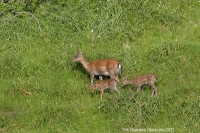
(0, 0, 200, 132)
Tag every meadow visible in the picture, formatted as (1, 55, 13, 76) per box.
(0, 0, 200, 132)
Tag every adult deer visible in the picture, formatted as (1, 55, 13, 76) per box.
(90, 78, 119, 100)
(72, 52, 122, 85)
(122, 74, 157, 97)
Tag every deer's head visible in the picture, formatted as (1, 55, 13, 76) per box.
(72, 52, 83, 62)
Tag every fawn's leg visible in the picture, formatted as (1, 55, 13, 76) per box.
(151, 88, 155, 97)
(136, 86, 141, 92)
(100, 90, 103, 100)
(99, 76, 103, 80)
(90, 74, 94, 85)
(114, 87, 119, 93)
(115, 75, 119, 82)
(114, 87, 120, 95)
(150, 83, 157, 97)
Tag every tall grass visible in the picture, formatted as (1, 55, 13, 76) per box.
(0, 0, 200, 132)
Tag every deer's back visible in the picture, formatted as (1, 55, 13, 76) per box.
(89, 59, 120, 73)
(134, 74, 156, 83)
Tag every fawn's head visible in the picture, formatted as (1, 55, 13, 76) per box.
(90, 84, 96, 93)
(72, 52, 83, 62)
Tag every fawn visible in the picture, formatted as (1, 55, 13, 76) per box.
(90, 78, 119, 100)
(122, 74, 157, 97)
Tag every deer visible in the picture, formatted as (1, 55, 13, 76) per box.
(122, 74, 157, 97)
(90, 78, 119, 100)
(72, 52, 122, 85)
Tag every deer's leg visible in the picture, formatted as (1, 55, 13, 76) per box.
(151, 89, 155, 97)
(113, 86, 119, 93)
(100, 90, 103, 100)
(115, 75, 119, 82)
(150, 83, 157, 97)
(90, 74, 94, 85)
(154, 85, 158, 96)
(114, 87, 120, 95)
(136, 86, 141, 92)
(111, 82, 118, 92)
(155, 87, 157, 96)
(114, 87, 119, 92)
(110, 74, 115, 80)
(99, 76, 103, 80)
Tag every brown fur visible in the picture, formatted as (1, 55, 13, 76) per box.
(72, 52, 122, 85)
(90, 78, 119, 100)
(122, 74, 157, 97)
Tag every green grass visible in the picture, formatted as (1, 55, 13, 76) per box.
(0, 0, 200, 132)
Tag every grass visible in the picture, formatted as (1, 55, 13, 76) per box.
(0, 0, 200, 132)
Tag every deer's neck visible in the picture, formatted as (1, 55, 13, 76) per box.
(80, 58, 90, 71)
